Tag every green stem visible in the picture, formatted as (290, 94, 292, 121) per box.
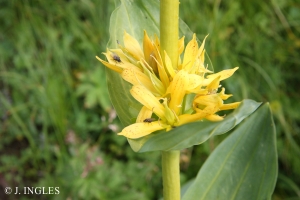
(162, 151, 181, 200)
(160, 1, 180, 199)
(160, 0, 179, 68)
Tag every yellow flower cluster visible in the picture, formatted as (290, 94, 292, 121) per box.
(97, 31, 240, 139)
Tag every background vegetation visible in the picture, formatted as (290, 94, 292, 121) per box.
(0, 0, 299, 199)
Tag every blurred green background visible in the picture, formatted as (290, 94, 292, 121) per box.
(0, 0, 299, 199)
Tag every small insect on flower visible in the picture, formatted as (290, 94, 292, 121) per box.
(111, 52, 122, 63)
(143, 118, 156, 123)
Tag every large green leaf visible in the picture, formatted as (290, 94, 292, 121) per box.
(105, 0, 193, 126)
(128, 99, 261, 152)
(182, 103, 277, 200)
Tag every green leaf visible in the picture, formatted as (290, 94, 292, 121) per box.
(105, 0, 193, 126)
(182, 103, 277, 200)
(128, 99, 261, 152)
(181, 179, 195, 198)
(76, 68, 111, 111)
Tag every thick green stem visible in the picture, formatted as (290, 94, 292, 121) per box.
(160, 1, 180, 199)
(162, 151, 181, 200)
(160, 0, 179, 68)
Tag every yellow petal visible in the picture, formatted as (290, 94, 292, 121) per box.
(205, 114, 224, 121)
(130, 85, 165, 119)
(206, 67, 239, 81)
(104, 49, 128, 64)
(136, 106, 153, 123)
(161, 98, 178, 125)
(139, 60, 165, 95)
(96, 56, 122, 73)
(195, 50, 213, 75)
(193, 94, 222, 107)
(219, 88, 232, 100)
(103, 49, 142, 72)
(197, 35, 208, 59)
(176, 112, 207, 126)
(220, 102, 241, 110)
(189, 35, 209, 74)
(124, 31, 144, 60)
(199, 49, 205, 65)
(186, 74, 204, 93)
(178, 36, 185, 56)
(143, 30, 158, 74)
(164, 51, 176, 78)
(169, 70, 189, 114)
(154, 34, 160, 49)
(182, 34, 198, 71)
(152, 44, 170, 88)
(193, 94, 223, 114)
(207, 76, 221, 91)
(118, 121, 166, 139)
(143, 30, 154, 62)
(121, 67, 158, 94)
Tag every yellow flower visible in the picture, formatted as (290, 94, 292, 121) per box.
(97, 31, 240, 139)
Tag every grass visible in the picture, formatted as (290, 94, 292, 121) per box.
(0, 0, 299, 199)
